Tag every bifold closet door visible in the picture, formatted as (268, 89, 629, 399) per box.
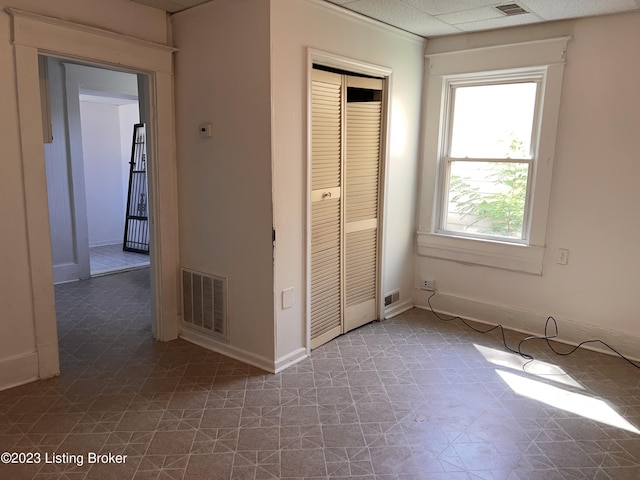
(344, 76, 382, 333)
(310, 69, 343, 349)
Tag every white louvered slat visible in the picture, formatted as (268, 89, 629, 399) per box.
(343, 99, 381, 332)
(312, 73, 342, 193)
(311, 69, 343, 348)
(345, 229, 377, 306)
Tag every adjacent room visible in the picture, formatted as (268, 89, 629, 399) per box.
(1, 0, 639, 479)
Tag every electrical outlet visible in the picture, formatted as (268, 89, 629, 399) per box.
(421, 279, 437, 291)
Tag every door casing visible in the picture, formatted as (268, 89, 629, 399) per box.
(8, 8, 180, 381)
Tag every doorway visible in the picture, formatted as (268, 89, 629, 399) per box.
(309, 59, 390, 349)
(41, 57, 154, 369)
(42, 57, 150, 282)
(9, 8, 180, 381)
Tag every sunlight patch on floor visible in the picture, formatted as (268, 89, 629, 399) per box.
(474, 343, 583, 389)
(497, 369, 640, 434)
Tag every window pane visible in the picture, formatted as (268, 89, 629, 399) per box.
(444, 161, 529, 239)
(450, 82, 537, 159)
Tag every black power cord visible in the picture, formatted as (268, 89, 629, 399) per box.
(426, 290, 640, 371)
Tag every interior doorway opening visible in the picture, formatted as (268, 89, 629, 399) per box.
(9, 8, 180, 384)
(40, 55, 155, 372)
(41, 56, 151, 283)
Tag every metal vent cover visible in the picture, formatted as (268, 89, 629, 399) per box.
(181, 268, 228, 339)
(495, 3, 529, 16)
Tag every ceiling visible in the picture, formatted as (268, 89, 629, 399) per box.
(132, 0, 640, 38)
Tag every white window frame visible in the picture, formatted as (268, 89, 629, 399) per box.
(417, 37, 570, 275)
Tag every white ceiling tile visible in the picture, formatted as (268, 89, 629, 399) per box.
(520, 0, 639, 20)
(346, 0, 462, 35)
(133, 0, 180, 12)
(136, 0, 640, 37)
(400, 0, 501, 16)
(436, 6, 504, 25)
(323, 0, 360, 5)
(133, 0, 202, 13)
(454, 11, 545, 32)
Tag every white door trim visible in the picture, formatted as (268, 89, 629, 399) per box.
(7, 8, 180, 380)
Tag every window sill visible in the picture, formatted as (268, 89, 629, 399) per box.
(417, 232, 545, 275)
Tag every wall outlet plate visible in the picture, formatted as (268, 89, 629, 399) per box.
(421, 279, 436, 291)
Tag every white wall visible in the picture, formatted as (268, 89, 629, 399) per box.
(270, 0, 425, 364)
(416, 11, 640, 358)
(80, 100, 139, 247)
(172, 0, 275, 367)
(0, 0, 167, 390)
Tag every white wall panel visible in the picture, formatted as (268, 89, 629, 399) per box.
(416, 11, 640, 355)
(271, 0, 425, 361)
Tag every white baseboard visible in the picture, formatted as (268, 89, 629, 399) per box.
(0, 352, 39, 392)
(415, 291, 640, 362)
(89, 240, 122, 248)
(274, 347, 308, 373)
(383, 299, 414, 319)
(180, 324, 276, 373)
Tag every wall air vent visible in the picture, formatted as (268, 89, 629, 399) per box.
(182, 268, 228, 340)
(495, 3, 529, 16)
(384, 290, 400, 307)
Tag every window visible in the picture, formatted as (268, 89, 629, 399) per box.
(417, 37, 569, 274)
(440, 74, 541, 242)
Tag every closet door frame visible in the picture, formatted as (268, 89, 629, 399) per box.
(305, 49, 392, 352)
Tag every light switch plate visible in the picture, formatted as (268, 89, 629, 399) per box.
(282, 287, 294, 309)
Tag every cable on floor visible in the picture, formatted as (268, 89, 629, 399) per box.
(426, 290, 640, 371)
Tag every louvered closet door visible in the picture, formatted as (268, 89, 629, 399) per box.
(344, 76, 383, 333)
(310, 69, 343, 349)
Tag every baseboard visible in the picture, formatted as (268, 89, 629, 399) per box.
(89, 240, 122, 248)
(180, 324, 276, 373)
(415, 291, 640, 362)
(383, 299, 414, 319)
(0, 352, 39, 392)
(274, 347, 308, 373)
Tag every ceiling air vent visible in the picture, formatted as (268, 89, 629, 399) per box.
(495, 3, 529, 16)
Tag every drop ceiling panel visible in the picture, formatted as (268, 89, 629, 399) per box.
(133, 0, 210, 13)
(454, 11, 545, 32)
(400, 0, 501, 16)
(134, 0, 640, 37)
(435, 6, 507, 25)
(344, 0, 461, 35)
(519, 0, 640, 20)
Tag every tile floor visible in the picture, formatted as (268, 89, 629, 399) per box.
(1, 268, 639, 479)
(89, 244, 150, 276)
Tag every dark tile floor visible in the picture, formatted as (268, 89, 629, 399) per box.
(0, 268, 639, 479)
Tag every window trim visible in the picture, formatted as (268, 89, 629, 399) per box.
(417, 37, 570, 275)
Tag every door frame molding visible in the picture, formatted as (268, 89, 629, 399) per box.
(7, 8, 180, 380)
(306, 48, 392, 352)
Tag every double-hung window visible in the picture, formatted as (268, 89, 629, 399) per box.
(441, 72, 541, 242)
(417, 38, 569, 274)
